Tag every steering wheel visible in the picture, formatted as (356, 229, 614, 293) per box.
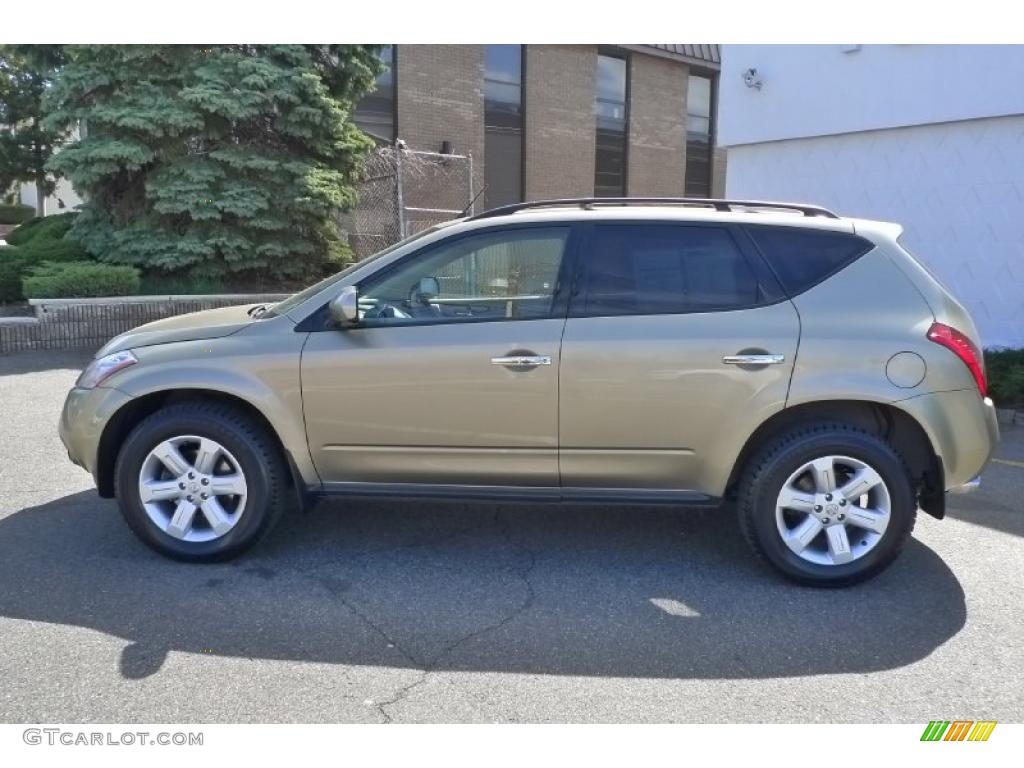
(363, 302, 412, 320)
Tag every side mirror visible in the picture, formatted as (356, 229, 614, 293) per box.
(329, 285, 360, 327)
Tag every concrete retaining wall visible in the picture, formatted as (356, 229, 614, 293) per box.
(0, 294, 288, 355)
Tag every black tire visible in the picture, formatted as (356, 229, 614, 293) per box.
(114, 401, 290, 562)
(737, 423, 916, 587)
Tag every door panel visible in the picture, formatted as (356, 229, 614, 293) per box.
(301, 224, 572, 487)
(302, 320, 565, 485)
(559, 304, 799, 492)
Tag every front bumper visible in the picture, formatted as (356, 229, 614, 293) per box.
(59, 385, 133, 482)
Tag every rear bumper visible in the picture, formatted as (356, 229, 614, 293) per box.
(947, 476, 981, 494)
(895, 389, 1000, 490)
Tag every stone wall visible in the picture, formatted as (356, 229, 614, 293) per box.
(0, 294, 288, 355)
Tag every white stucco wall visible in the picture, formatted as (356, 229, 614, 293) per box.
(719, 44, 1024, 145)
(725, 116, 1024, 347)
(720, 45, 1024, 348)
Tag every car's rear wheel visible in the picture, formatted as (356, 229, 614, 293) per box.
(114, 401, 289, 561)
(737, 424, 916, 586)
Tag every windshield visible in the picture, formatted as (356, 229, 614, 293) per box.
(262, 224, 450, 318)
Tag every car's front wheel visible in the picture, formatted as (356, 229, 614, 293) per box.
(737, 424, 916, 586)
(114, 401, 289, 561)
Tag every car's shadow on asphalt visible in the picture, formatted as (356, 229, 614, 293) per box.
(0, 490, 966, 681)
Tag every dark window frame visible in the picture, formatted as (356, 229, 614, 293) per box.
(567, 221, 786, 319)
(684, 68, 717, 198)
(483, 44, 526, 210)
(353, 44, 398, 145)
(594, 49, 630, 198)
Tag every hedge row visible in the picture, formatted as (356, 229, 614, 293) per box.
(22, 261, 141, 299)
(6, 212, 78, 246)
(986, 348, 1024, 409)
(0, 213, 91, 301)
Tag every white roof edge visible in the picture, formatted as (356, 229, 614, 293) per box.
(459, 206, 857, 232)
(849, 218, 905, 242)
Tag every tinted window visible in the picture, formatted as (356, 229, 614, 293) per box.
(484, 45, 524, 210)
(353, 46, 396, 144)
(581, 225, 761, 316)
(685, 74, 713, 197)
(594, 54, 628, 197)
(360, 227, 569, 326)
(745, 226, 873, 296)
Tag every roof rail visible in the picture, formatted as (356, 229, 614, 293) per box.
(469, 197, 839, 220)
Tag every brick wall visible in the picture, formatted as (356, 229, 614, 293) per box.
(523, 45, 598, 200)
(0, 295, 287, 355)
(627, 55, 688, 196)
(396, 45, 485, 210)
(387, 44, 719, 211)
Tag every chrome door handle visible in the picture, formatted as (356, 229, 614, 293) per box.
(722, 354, 785, 365)
(491, 355, 552, 368)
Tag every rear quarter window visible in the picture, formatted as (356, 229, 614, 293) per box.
(745, 225, 874, 297)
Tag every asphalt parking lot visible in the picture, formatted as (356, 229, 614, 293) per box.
(0, 349, 1021, 723)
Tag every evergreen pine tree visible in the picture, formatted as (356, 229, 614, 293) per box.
(0, 45, 69, 215)
(46, 45, 383, 281)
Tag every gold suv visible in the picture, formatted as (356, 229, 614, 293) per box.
(59, 198, 1000, 585)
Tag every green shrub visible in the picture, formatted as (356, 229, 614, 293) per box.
(5, 217, 45, 246)
(985, 348, 1024, 408)
(0, 204, 35, 225)
(18, 236, 88, 263)
(22, 261, 140, 299)
(6, 211, 78, 246)
(138, 273, 227, 296)
(0, 246, 30, 302)
(0, 213, 90, 301)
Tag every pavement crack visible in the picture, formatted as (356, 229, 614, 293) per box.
(424, 509, 538, 667)
(313, 574, 422, 668)
(300, 508, 538, 723)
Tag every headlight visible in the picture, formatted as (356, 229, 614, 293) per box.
(76, 350, 138, 389)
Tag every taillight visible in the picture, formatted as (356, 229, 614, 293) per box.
(927, 322, 987, 397)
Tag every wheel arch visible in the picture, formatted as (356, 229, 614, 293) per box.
(726, 399, 945, 519)
(95, 388, 310, 508)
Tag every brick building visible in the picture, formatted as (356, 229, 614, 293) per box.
(353, 44, 723, 212)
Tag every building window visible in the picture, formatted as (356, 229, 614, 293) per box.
(594, 53, 628, 197)
(685, 74, 713, 197)
(354, 45, 396, 144)
(484, 45, 524, 211)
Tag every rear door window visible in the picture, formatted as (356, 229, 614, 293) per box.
(745, 225, 873, 296)
(579, 224, 765, 316)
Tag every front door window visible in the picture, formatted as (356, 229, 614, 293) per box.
(358, 227, 570, 326)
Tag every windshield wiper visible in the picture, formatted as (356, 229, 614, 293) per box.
(247, 304, 269, 317)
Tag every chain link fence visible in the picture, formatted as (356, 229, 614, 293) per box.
(340, 145, 475, 259)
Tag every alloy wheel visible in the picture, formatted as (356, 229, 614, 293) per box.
(137, 435, 248, 542)
(774, 454, 891, 566)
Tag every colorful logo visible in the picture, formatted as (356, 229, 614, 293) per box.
(921, 721, 997, 741)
